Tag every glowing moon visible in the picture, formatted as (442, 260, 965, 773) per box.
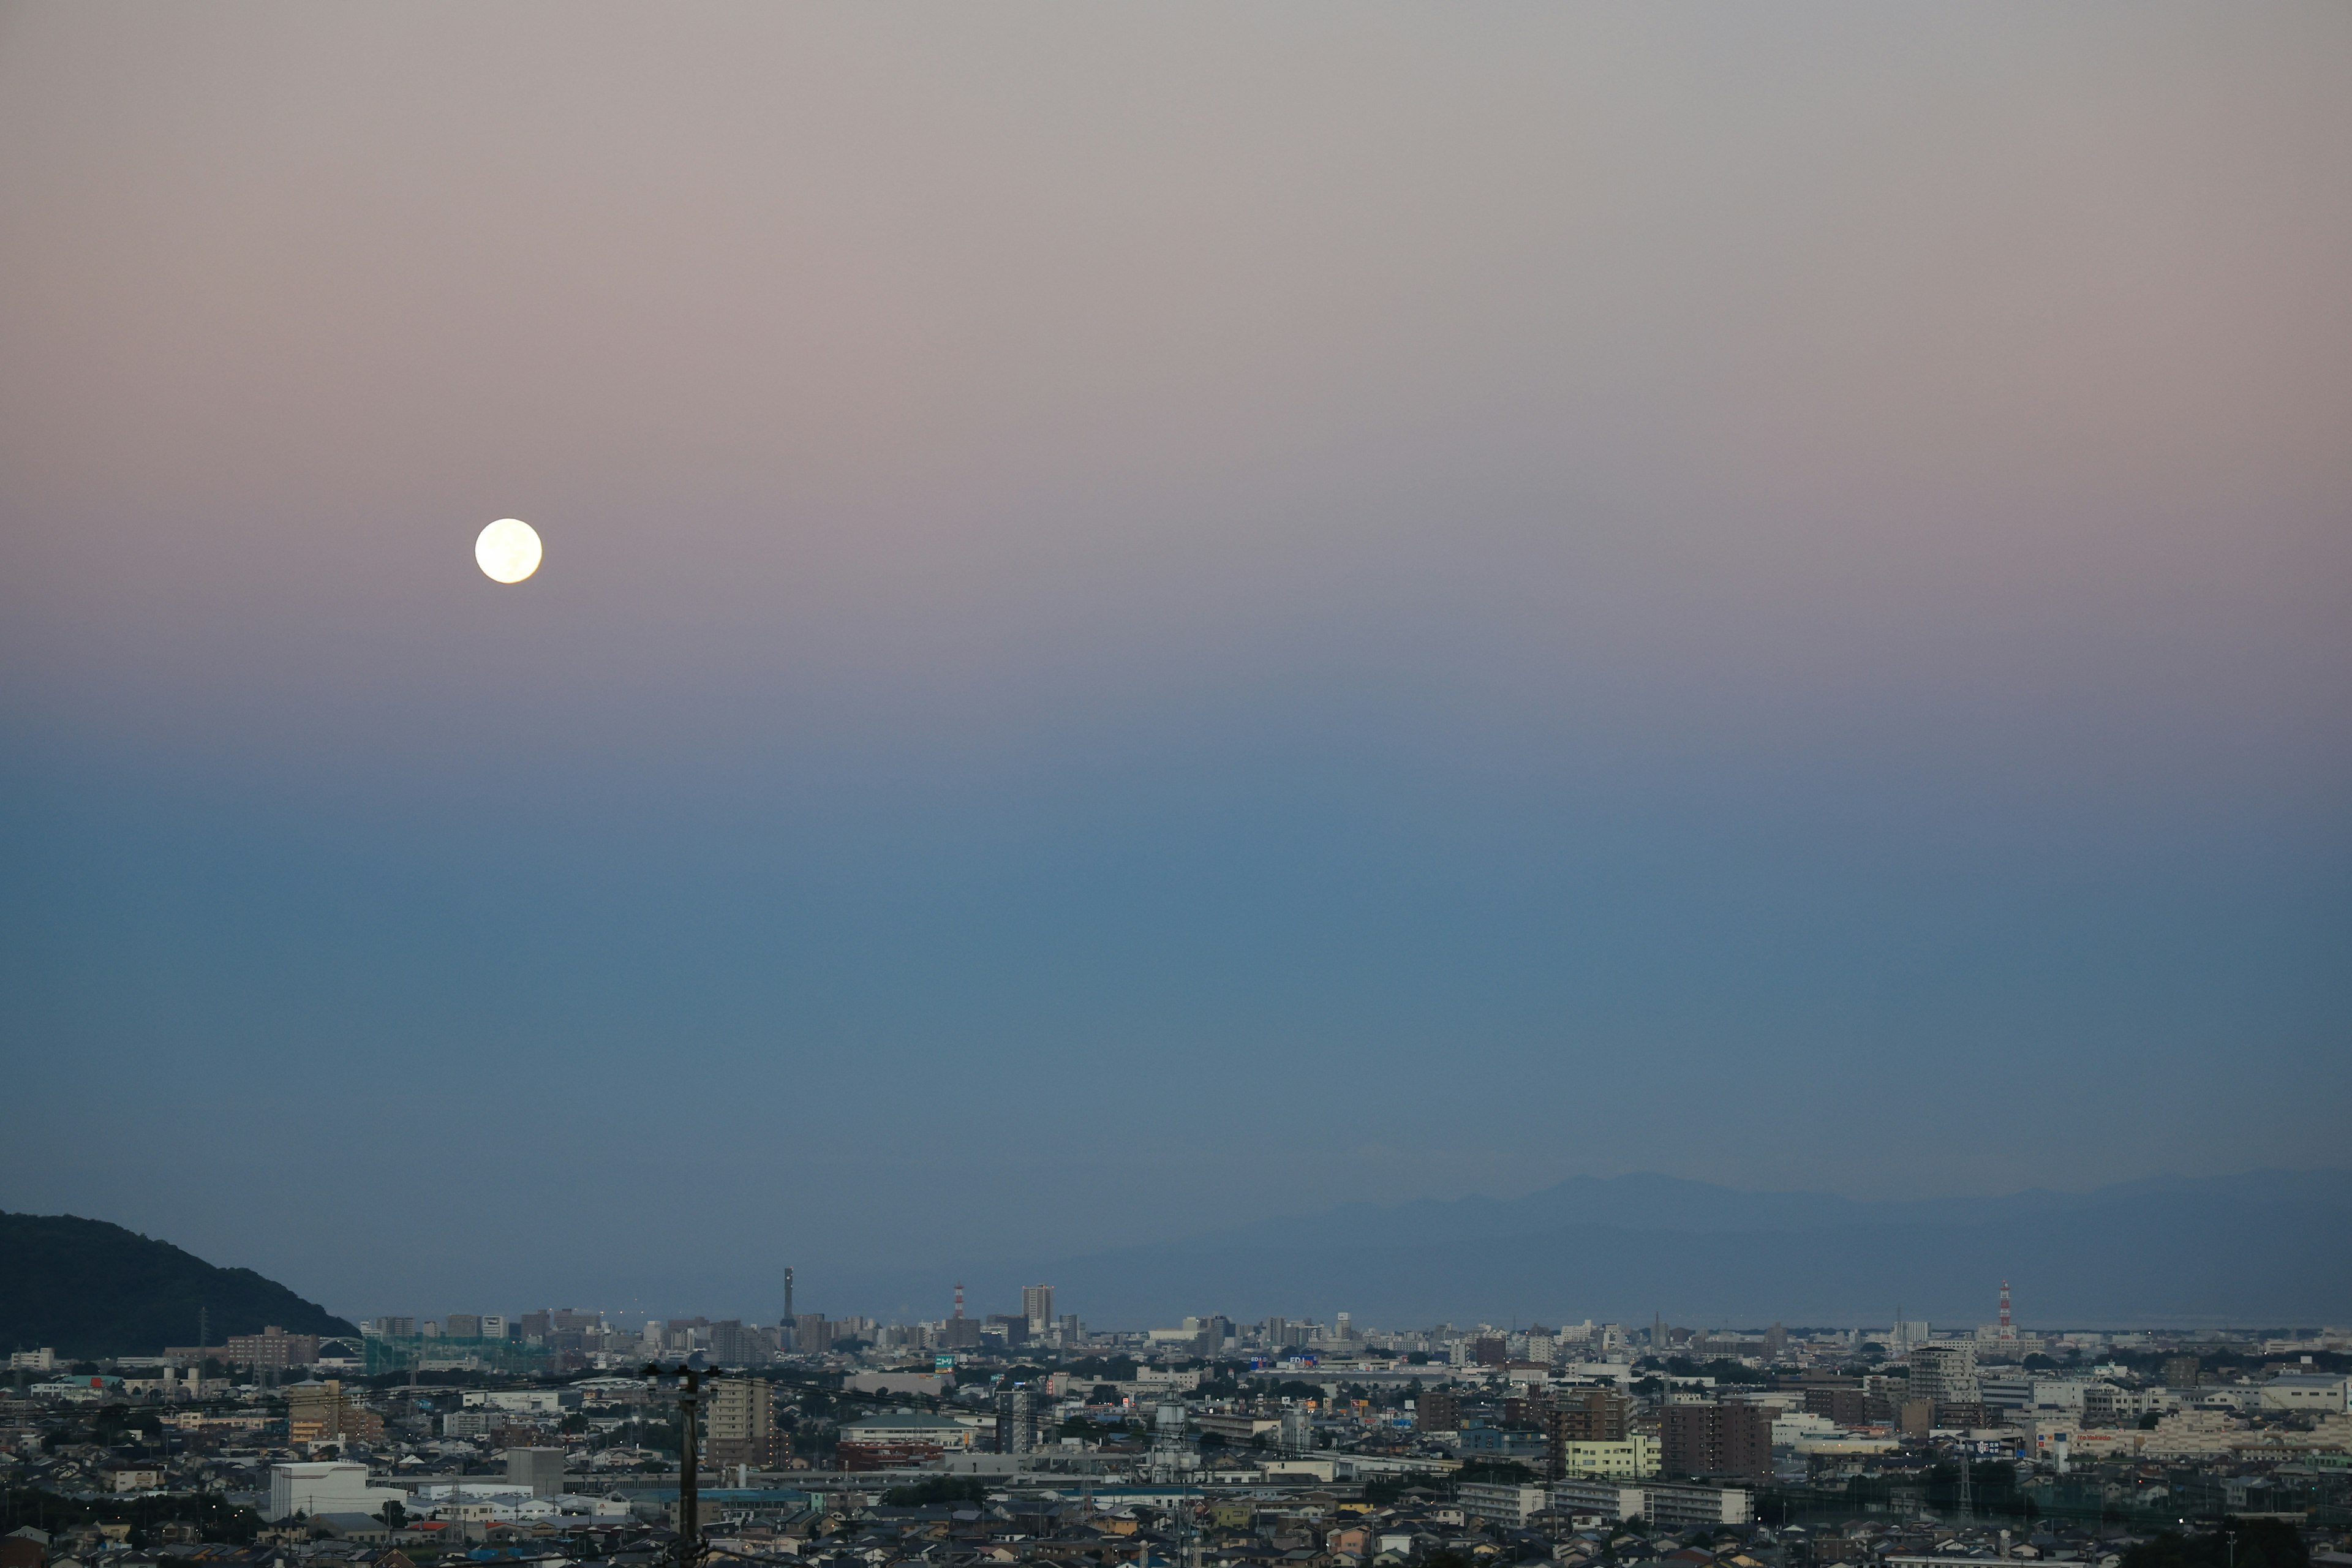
(475, 518, 542, 583)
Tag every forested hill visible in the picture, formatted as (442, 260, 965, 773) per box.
(0, 1213, 358, 1358)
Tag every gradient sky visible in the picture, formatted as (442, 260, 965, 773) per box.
(2, 2, 2348, 1327)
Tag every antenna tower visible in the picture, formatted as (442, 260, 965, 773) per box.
(1998, 1280, 2014, 1341)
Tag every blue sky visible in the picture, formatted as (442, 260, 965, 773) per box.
(2, 1, 2347, 1325)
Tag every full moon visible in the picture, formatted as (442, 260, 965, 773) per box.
(475, 518, 542, 583)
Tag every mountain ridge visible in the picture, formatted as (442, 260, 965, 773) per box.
(1196, 1166, 2352, 1248)
(0, 1212, 361, 1358)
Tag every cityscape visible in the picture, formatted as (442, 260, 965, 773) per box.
(6, 1274, 2351, 1568)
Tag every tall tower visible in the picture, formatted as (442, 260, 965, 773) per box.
(784, 1268, 794, 1324)
(1997, 1280, 2014, 1341)
(954, 1282, 965, 1320)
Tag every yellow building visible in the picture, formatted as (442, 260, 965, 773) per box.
(1555, 1435, 1659, 1480)
(705, 1377, 780, 1468)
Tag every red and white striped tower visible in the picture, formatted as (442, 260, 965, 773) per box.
(1998, 1279, 2015, 1340)
(954, 1281, 965, 1320)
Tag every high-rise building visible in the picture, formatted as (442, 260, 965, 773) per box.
(1803, 1386, 1869, 1427)
(1022, 1284, 1055, 1335)
(286, 1381, 382, 1445)
(709, 1321, 773, 1365)
(704, 1378, 780, 1469)
(1417, 1389, 1461, 1432)
(1910, 1341, 1980, 1410)
(445, 1315, 484, 1340)
(793, 1314, 832, 1355)
(1660, 1404, 1771, 1482)
(995, 1385, 1040, 1455)
(1549, 1389, 1632, 1478)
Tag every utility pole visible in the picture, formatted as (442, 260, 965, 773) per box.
(646, 1362, 712, 1568)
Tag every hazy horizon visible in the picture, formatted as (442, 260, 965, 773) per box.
(15, 1163, 2350, 1333)
(4, 4, 2348, 1326)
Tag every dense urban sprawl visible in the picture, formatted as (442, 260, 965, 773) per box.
(6, 1290, 2348, 1568)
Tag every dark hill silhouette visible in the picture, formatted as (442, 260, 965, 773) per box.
(0, 1213, 358, 1358)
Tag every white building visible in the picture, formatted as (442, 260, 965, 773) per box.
(267, 1463, 409, 1521)
(2029, 1379, 2090, 1411)
(1551, 1479, 1648, 1521)
(1134, 1366, 1201, 1392)
(1771, 1411, 1836, 1446)
(1645, 1483, 1755, 1529)
(836, 1411, 978, 1450)
(1550, 1479, 1751, 1528)
(416, 1482, 543, 1521)
(1910, 1341, 1980, 1407)
(460, 1389, 579, 1414)
(2261, 1374, 2350, 1414)
(1457, 1483, 1550, 1527)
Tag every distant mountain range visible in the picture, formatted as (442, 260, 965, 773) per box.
(0, 1213, 360, 1358)
(848, 1167, 2352, 1330)
(13, 1170, 2346, 1350)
